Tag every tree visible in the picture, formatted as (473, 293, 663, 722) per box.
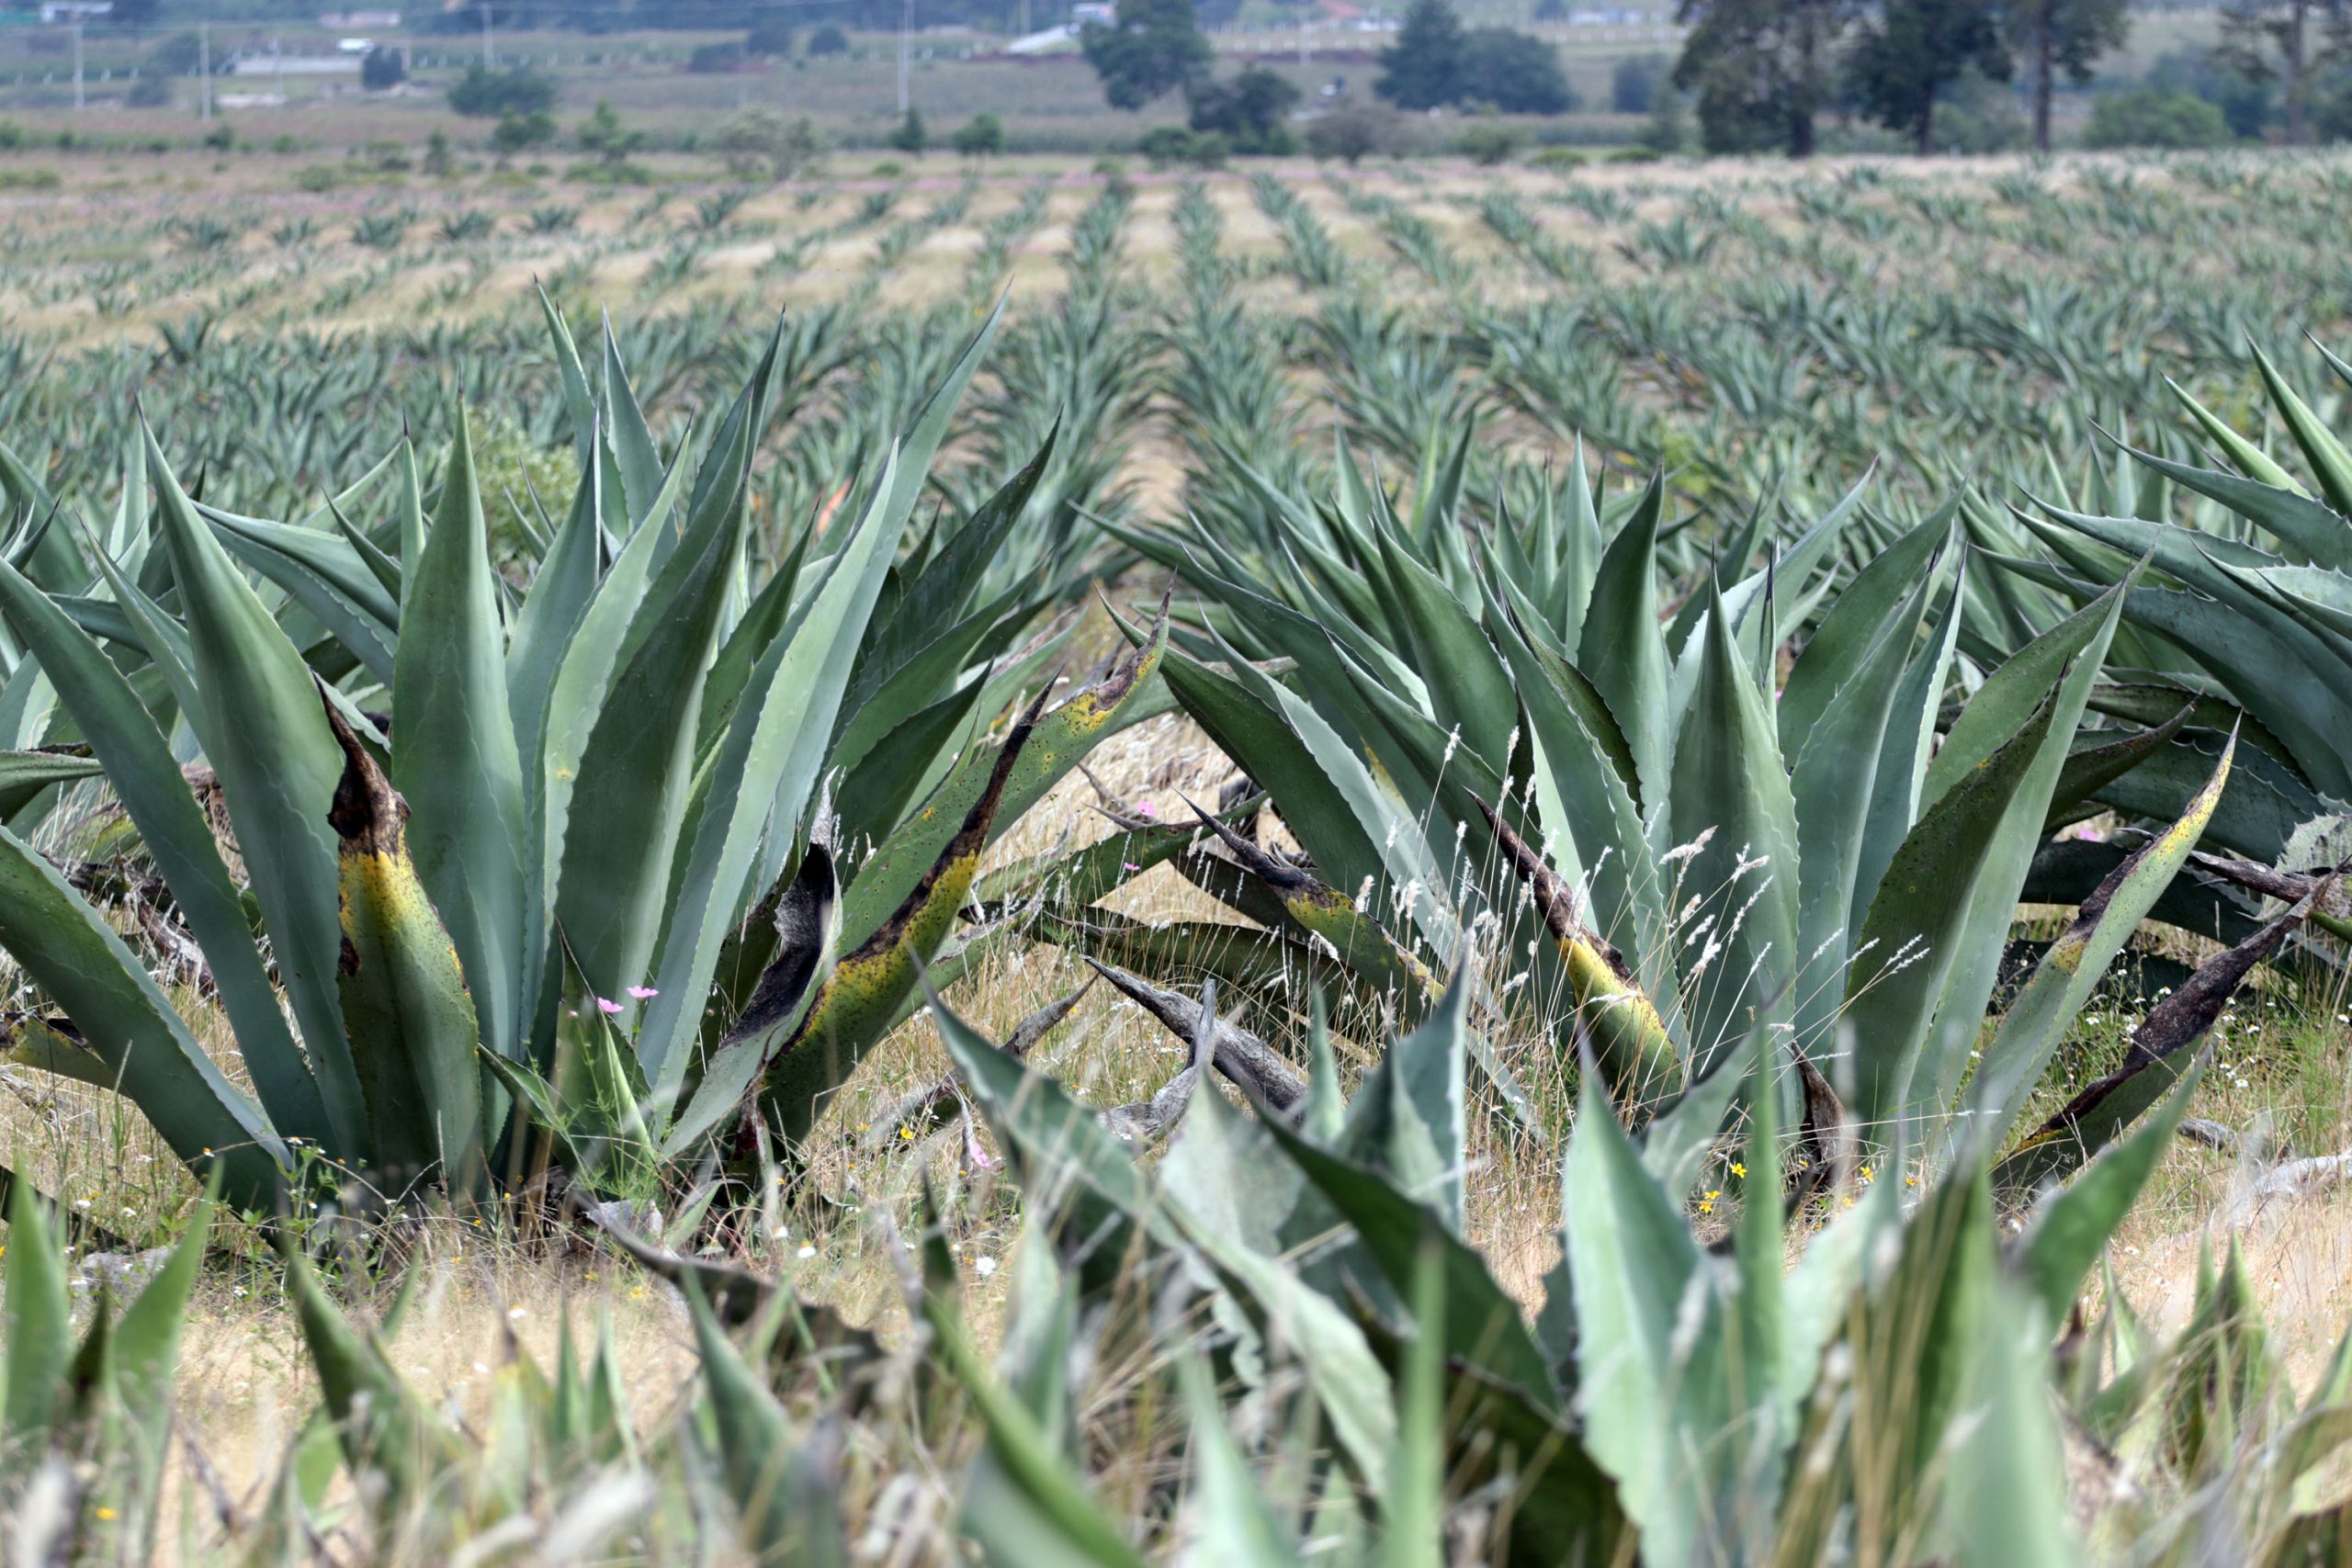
(1082, 0, 1213, 109)
(888, 107, 929, 152)
(2006, 0, 2129, 149)
(952, 111, 1006, 155)
(1673, 0, 1852, 154)
(1848, 0, 2010, 152)
(1457, 28, 1577, 111)
(448, 64, 557, 118)
(577, 99, 645, 164)
(361, 46, 406, 91)
(1376, 0, 1464, 109)
(1613, 51, 1670, 114)
(2148, 46, 2274, 136)
(719, 108, 823, 180)
(1187, 65, 1301, 152)
(1643, 83, 1692, 150)
(2081, 85, 2233, 145)
(808, 23, 851, 54)
(2216, 0, 2349, 143)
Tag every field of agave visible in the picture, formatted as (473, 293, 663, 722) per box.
(7, 147, 2352, 1563)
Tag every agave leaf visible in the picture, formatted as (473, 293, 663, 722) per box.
(0, 826, 283, 1203)
(276, 1233, 463, 1510)
(682, 1276, 848, 1568)
(393, 412, 528, 1067)
(1563, 1061, 1733, 1567)
(146, 425, 363, 1156)
(838, 609, 1168, 958)
(554, 338, 774, 1023)
(1577, 473, 1671, 813)
(534, 290, 595, 468)
(1480, 799, 1678, 1099)
(1371, 523, 1516, 772)
(1946, 1277, 2077, 1568)
(2093, 728, 2320, 863)
(2010, 1066, 2200, 1325)
(1779, 507, 1954, 740)
(637, 435, 918, 1095)
(322, 695, 485, 1195)
(1084, 961, 1308, 1116)
(1973, 736, 2233, 1135)
(1670, 577, 1803, 1072)
(0, 559, 326, 1141)
(758, 684, 1055, 1146)
(530, 441, 685, 1022)
(1787, 565, 1941, 1055)
(1175, 1357, 1305, 1568)
(2, 1175, 73, 1472)
(1996, 886, 2316, 1192)
(1260, 1110, 1558, 1410)
(662, 846, 837, 1157)
(2043, 704, 2193, 830)
(199, 509, 400, 682)
(1842, 694, 2060, 1127)
(0, 748, 98, 815)
(598, 321, 667, 533)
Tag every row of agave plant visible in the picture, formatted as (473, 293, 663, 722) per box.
(2, 300, 2352, 1559)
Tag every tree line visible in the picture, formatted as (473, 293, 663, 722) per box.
(1081, 0, 2351, 158)
(1680, 0, 2348, 152)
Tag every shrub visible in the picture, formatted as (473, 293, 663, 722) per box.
(808, 23, 849, 54)
(577, 99, 644, 164)
(294, 163, 341, 192)
(953, 112, 1006, 156)
(1305, 97, 1395, 163)
(492, 110, 558, 156)
(1137, 124, 1227, 168)
(447, 64, 556, 118)
(745, 22, 795, 56)
(200, 120, 233, 152)
(1528, 144, 1587, 169)
(1453, 121, 1526, 164)
(2081, 86, 2231, 150)
(687, 40, 744, 74)
(126, 73, 174, 108)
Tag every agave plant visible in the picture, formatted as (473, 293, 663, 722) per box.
(920, 965, 2193, 1565)
(1099, 441, 2296, 1187)
(0, 303, 1170, 1213)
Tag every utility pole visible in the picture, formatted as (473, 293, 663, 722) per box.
(897, 0, 911, 115)
(1299, 8, 1309, 67)
(198, 21, 211, 121)
(480, 1, 493, 69)
(71, 16, 83, 110)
